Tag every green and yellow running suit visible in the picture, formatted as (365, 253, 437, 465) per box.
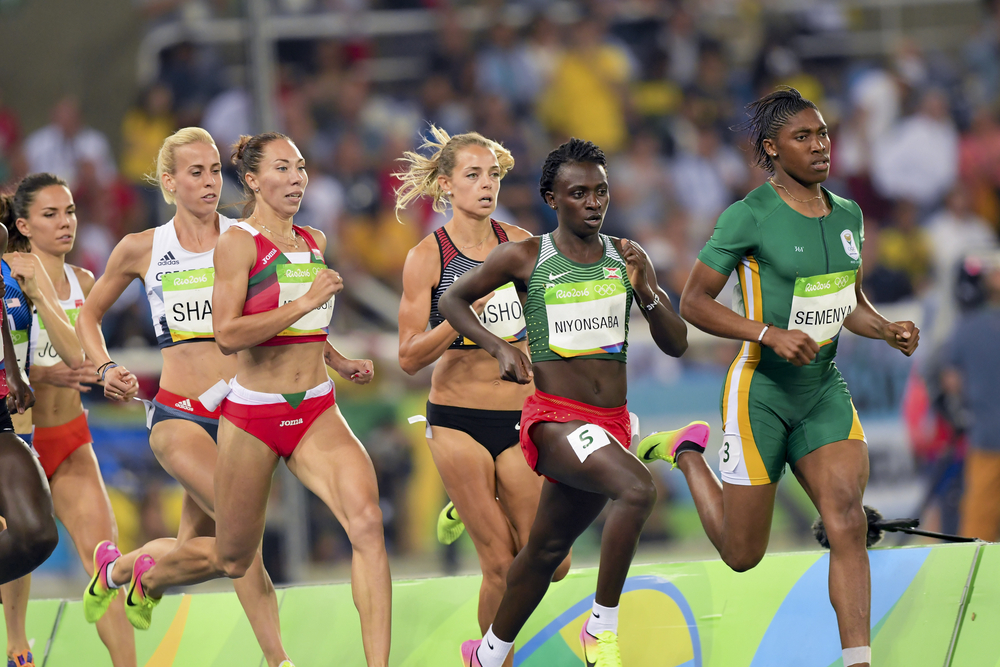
(698, 183, 867, 485)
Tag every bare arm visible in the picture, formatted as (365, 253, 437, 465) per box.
(618, 238, 687, 357)
(844, 263, 919, 356)
(0, 228, 34, 414)
(212, 227, 342, 355)
(439, 239, 537, 383)
(6, 252, 84, 369)
(397, 239, 464, 375)
(680, 260, 820, 366)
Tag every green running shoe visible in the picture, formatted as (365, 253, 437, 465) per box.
(636, 421, 710, 468)
(580, 623, 621, 667)
(124, 554, 160, 630)
(437, 501, 465, 545)
(84, 540, 121, 623)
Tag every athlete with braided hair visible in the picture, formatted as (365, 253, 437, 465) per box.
(443, 138, 692, 667)
(640, 87, 919, 667)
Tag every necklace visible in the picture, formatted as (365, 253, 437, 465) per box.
(459, 226, 492, 250)
(770, 179, 826, 205)
(250, 212, 299, 249)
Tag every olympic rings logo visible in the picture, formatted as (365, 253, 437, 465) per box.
(834, 276, 851, 288)
(594, 283, 619, 296)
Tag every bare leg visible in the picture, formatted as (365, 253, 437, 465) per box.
(494, 445, 572, 582)
(287, 405, 390, 667)
(492, 420, 657, 640)
(793, 440, 870, 666)
(0, 435, 58, 584)
(148, 420, 287, 667)
(50, 444, 136, 667)
(427, 429, 519, 635)
(0, 563, 30, 659)
(674, 451, 778, 570)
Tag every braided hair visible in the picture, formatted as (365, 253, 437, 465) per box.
(735, 86, 819, 172)
(539, 138, 607, 202)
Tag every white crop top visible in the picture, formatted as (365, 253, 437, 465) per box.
(144, 214, 235, 349)
(30, 264, 85, 368)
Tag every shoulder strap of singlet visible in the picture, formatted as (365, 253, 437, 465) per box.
(434, 226, 459, 274)
(291, 225, 324, 263)
(233, 221, 259, 236)
(603, 235, 626, 265)
(491, 219, 509, 244)
(64, 264, 84, 301)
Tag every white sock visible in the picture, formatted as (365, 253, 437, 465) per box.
(476, 626, 513, 667)
(587, 602, 619, 635)
(842, 646, 871, 666)
(105, 558, 122, 589)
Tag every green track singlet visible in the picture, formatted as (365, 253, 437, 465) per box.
(525, 233, 633, 363)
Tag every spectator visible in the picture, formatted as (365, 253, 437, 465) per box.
(878, 199, 932, 293)
(120, 84, 175, 186)
(871, 88, 958, 207)
(670, 124, 749, 240)
(0, 86, 24, 186)
(926, 186, 998, 346)
(941, 254, 1000, 541)
(658, 6, 700, 88)
(476, 19, 542, 117)
(24, 96, 117, 188)
(858, 220, 914, 304)
(538, 17, 634, 153)
(958, 106, 1000, 226)
(608, 130, 672, 236)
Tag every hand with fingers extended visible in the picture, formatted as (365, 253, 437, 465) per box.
(884, 320, 919, 356)
(304, 268, 343, 309)
(32, 360, 100, 392)
(495, 343, 534, 384)
(103, 364, 139, 402)
(761, 326, 820, 366)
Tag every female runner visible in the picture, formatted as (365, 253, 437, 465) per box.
(0, 239, 88, 667)
(0, 210, 49, 667)
(1, 173, 136, 666)
(441, 139, 690, 667)
(107, 133, 391, 667)
(395, 127, 570, 660)
(649, 88, 918, 667)
(75, 127, 291, 667)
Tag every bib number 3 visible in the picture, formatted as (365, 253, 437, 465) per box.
(567, 424, 611, 463)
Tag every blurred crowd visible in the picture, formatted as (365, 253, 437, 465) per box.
(4, 0, 1000, 566)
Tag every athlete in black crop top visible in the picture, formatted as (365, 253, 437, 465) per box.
(396, 127, 571, 657)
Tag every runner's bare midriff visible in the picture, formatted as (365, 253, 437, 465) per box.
(429, 341, 533, 410)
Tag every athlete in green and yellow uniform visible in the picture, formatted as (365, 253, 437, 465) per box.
(699, 180, 867, 484)
(641, 88, 919, 667)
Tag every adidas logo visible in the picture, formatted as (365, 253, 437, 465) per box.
(157, 251, 180, 267)
(174, 398, 193, 412)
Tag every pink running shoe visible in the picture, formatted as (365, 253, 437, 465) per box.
(636, 420, 711, 467)
(124, 554, 160, 630)
(460, 639, 484, 666)
(83, 540, 122, 623)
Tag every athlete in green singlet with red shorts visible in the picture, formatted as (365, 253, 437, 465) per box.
(638, 88, 919, 667)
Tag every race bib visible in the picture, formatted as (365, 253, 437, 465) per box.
(162, 268, 215, 342)
(719, 434, 741, 473)
(277, 263, 334, 336)
(34, 308, 79, 368)
(567, 423, 611, 463)
(789, 270, 857, 344)
(463, 282, 526, 345)
(545, 280, 627, 357)
(10, 329, 28, 372)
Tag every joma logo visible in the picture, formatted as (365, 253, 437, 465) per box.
(279, 418, 303, 427)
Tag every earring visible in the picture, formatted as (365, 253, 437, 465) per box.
(255, 188, 260, 192)
(446, 191, 452, 196)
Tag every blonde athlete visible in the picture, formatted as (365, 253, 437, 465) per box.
(76, 128, 291, 667)
(396, 128, 571, 664)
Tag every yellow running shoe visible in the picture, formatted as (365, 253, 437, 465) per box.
(278, 661, 295, 667)
(636, 421, 710, 468)
(437, 501, 465, 545)
(124, 554, 160, 630)
(84, 541, 122, 623)
(579, 623, 621, 667)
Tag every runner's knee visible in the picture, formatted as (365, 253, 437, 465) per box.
(8, 513, 58, 571)
(524, 534, 573, 576)
(722, 548, 765, 573)
(479, 547, 515, 586)
(617, 473, 657, 518)
(822, 502, 868, 547)
(346, 501, 385, 552)
(219, 552, 253, 579)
